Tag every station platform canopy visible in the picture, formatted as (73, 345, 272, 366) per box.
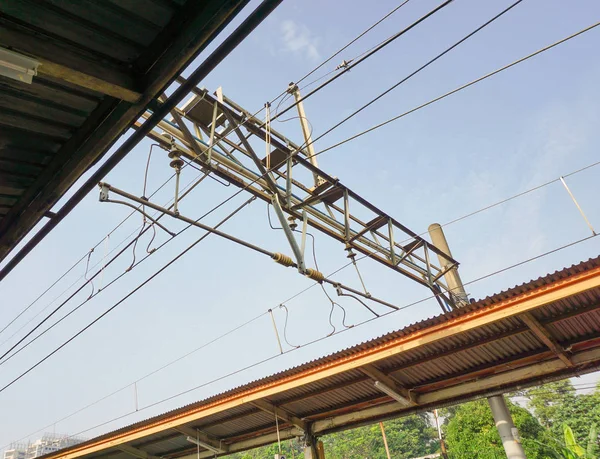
(0, 0, 250, 265)
(39, 256, 600, 458)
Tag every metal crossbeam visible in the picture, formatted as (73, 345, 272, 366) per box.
(139, 88, 461, 309)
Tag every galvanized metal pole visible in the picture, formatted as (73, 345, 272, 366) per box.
(288, 84, 324, 188)
(428, 224, 525, 458)
(428, 223, 469, 306)
(488, 395, 527, 459)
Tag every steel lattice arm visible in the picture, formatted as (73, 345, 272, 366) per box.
(137, 88, 462, 311)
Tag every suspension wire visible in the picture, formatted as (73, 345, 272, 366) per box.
(289, 0, 524, 155)
(0, 171, 213, 365)
(0, 154, 193, 341)
(279, 304, 300, 349)
(0, 168, 208, 352)
(294, 0, 413, 88)
(0, 196, 257, 393)
(273, 0, 455, 121)
(83, 249, 95, 300)
(314, 20, 600, 158)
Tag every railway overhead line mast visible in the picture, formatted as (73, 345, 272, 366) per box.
(103, 84, 466, 312)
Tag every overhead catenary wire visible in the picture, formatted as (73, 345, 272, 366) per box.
(0, 170, 215, 365)
(287, 0, 525, 156)
(3, 310, 270, 448)
(0, 151, 202, 342)
(273, 0, 455, 121)
(314, 20, 600, 158)
(8, 225, 599, 446)
(0, 196, 258, 394)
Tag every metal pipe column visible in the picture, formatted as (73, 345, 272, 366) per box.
(428, 223, 469, 306)
(488, 395, 527, 459)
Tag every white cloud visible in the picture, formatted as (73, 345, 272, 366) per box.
(280, 19, 320, 61)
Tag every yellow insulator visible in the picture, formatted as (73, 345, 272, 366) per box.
(272, 253, 294, 267)
(305, 268, 325, 283)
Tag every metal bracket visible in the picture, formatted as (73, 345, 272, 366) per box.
(99, 183, 110, 201)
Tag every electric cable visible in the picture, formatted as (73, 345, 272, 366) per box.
(314, 20, 600, 158)
(0, 153, 197, 342)
(0, 170, 213, 365)
(256, 0, 416, 120)
(273, 0, 455, 121)
(287, 0, 524, 156)
(293, 0, 413, 89)
(0, 196, 257, 394)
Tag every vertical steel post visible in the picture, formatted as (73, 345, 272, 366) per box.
(488, 395, 527, 459)
(428, 223, 525, 459)
(428, 223, 469, 307)
(288, 84, 324, 188)
(304, 435, 318, 459)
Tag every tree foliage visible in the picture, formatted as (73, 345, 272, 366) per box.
(225, 379, 600, 459)
(226, 415, 437, 459)
(523, 380, 600, 449)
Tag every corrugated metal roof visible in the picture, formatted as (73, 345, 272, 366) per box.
(0, 0, 248, 263)
(38, 256, 600, 458)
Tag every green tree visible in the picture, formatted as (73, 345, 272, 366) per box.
(321, 415, 437, 459)
(443, 399, 556, 458)
(524, 380, 600, 450)
(226, 415, 437, 459)
(547, 423, 598, 459)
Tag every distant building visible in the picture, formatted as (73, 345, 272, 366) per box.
(3, 434, 85, 459)
(3, 447, 26, 459)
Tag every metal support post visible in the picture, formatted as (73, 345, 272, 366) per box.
(287, 83, 325, 188)
(434, 409, 449, 459)
(428, 223, 469, 307)
(488, 395, 527, 459)
(303, 434, 318, 459)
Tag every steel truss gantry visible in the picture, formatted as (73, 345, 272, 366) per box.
(130, 85, 463, 311)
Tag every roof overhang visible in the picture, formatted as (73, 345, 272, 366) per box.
(37, 257, 600, 458)
(0, 0, 251, 267)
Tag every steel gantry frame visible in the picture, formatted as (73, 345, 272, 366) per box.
(120, 84, 463, 311)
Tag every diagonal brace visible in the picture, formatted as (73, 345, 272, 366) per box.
(520, 312, 573, 367)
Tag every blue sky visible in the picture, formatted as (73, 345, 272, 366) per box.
(1, 0, 600, 448)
